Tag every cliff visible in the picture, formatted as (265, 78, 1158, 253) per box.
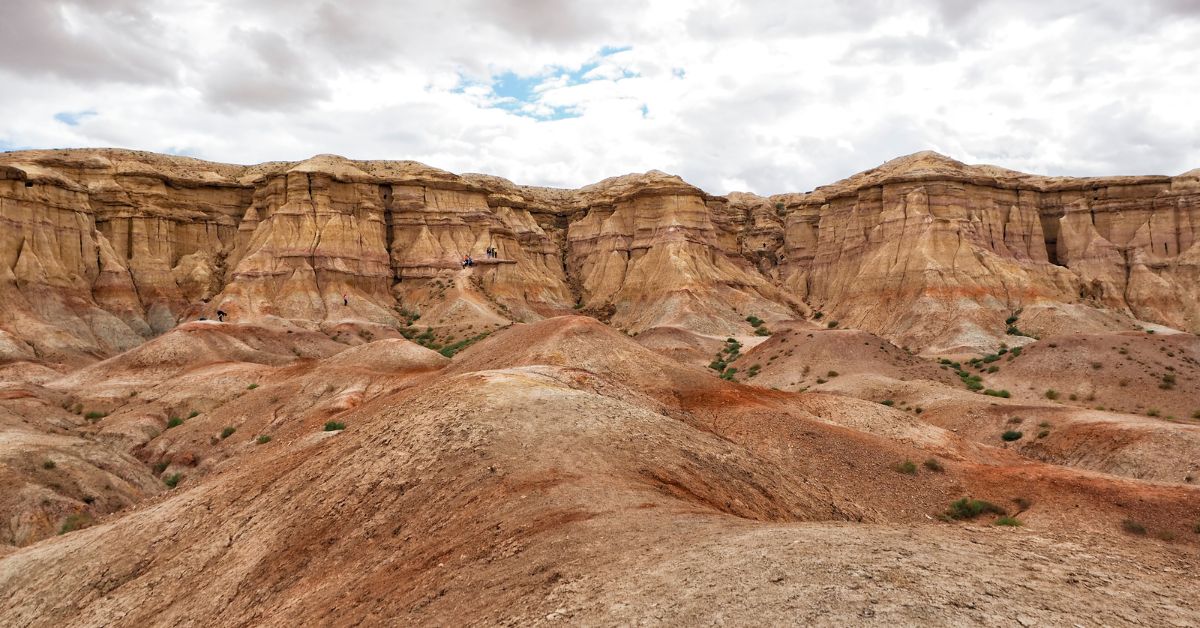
(1, 148, 1197, 364)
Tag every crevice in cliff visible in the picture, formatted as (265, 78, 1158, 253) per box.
(307, 174, 328, 318)
(1039, 208, 1065, 266)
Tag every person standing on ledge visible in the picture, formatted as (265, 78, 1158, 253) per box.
(343, 293, 348, 306)
(216, 309, 226, 322)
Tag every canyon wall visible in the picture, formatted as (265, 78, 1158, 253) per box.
(1, 149, 1197, 365)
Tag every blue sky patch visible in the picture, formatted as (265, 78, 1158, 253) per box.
(461, 45, 639, 121)
(54, 110, 97, 126)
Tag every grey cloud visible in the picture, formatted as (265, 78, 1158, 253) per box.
(201, 28, 329, 111)
(0, 0, 178, 84)
(842, 35, 959, 65)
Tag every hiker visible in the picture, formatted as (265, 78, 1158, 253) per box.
(216, 309, 226, 322)
(462, 255, 471, 268)
(467, 254, 474, 267)
(343, 293, 348, 306)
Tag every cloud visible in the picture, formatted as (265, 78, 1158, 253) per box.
(0, 0, 1197, 194)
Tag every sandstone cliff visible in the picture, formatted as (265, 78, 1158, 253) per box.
(1, 148, 1197, 364)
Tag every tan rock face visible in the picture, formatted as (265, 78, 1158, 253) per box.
(1, 148, 1198, 364)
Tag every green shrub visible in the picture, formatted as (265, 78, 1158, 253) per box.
(59, 513, 93, 534)
(42, 459, 56, 470)
(256, 435, 272, 445)
(826, 320, 839, 328)
(220, 426, 236, 439)
(1009, 347, 1022, 358)
(994, 516, 1023, 527)
(826, 370, 839, 377)
(923, 458, 944, 472)
(324, 421, 346, 432)
(84, 411, 106, 421)
(153, 461, 169, 474)
(1037, 429, 1050, 439)
(754, 326, 771, 336)
(164, 473, 182, 488)
(1044, 389, 1059, 400)
(1121, 519, 1147, 535)
(983, 389, 1010, 398)
(880, 399, 895, 406)
(166, 417, 183, 429)
(1147, 409, 1160, 417)
(188, 410, 199, 419)
(745, 315, 763, 327)
(945, 497, 1006, 520)
(812, 311, 824, 320)
(892, 460, 917, 475)
(1001, 430, 1023, 442)
(247, 383, 259, 390)
(1005, 315, 1019, 325)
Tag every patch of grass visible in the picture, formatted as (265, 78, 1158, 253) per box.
(826, 320, 839, 328)
(1146, 409, 1160, 417)
(945, 497, 1006, 520)
(994, 516, 1022, 527)
(1001, 430, 1023, 442)
(42, 459, 56, 470)
(164, 473, 183, 488)
(1121, 519, 1147, 536)
(745, 315, 764, 327)
(983, 389, 1010, 398)
(220, 426, 236, 439)
(826, 370, 838, 377)
(188, 410, 199, 419)
(812, 311, 824, 320)
(880, 399, 895, 406)
(59, 513, 93, 535)
(1044, 389, 1059, 400)
(439, 331, 493, 358)
(324, 421, 347, 432)
(256, 435, 272, 445)
(84, 411, 107, 421)
(166, 416, 183, 429)
(153, 461, 169, 474)
(892, 460, 918, 475)
(1091, 362, 1102, 370)
(923, 458, 944, 472)
(1037, 429, 1050, 439)
(246, 383, 259, 390)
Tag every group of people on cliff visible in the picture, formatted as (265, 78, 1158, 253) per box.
(462, 246, 499, 268)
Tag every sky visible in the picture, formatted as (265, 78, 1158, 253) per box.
(1, 0, 1198, 194)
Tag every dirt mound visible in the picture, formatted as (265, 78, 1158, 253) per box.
(634, 325, 728, 367)
(322, 338, 449, 373)
(988, 332, 1200, 419)
(727, 328, 959, 389)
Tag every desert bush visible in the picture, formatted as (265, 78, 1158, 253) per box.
(84, 411, 106, 421)
(826, 370, 838, 377)
(994, 516, 1023, 527)
(220, 426, 236, 439)
(923, 458, 944, 472)
(324, 421, 347, 431)
(59, 513, 93, 535)
(164, 473, 182, 488)
(946, 497, 1006, 520)
(153, 461, 169, 474)
(166, 417, 183, 429)
(1007, 416, 1023, 424)
(1037, 429, 1050, 439)
(754, 326, 771, 336)
(247, 383, 259, 390)
(826, 320, 839, 328)
(1121, 519, 1147, 535)
(983, 389, 1010, 398)
(256, 435, 272, 444)
(188, 410, 200, 419)
(1044, 389, 1059, 400)
(892, 460, 917, 475)
(812, 311, 824, 320)
(1001, 430, 1023, 442)
(43, 460, 56, 470)
(1147, 409, 1160, 417)
(880, 399, 895, 406)
(745, 315, 764, 327)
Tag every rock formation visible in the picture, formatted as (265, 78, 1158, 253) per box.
(2, 148, 1198, 365)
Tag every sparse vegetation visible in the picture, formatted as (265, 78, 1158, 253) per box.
(1044, 389, 1059, 400)
(880, 399, 895, 406)
(324, 421, 347, 431)
(256, 435, 272, 445)
(439, 331, 492, 357)
(84, 411, 106, 421)
(826, 370, 838, 377)
(1037, 430, 1050, 439)
(826, 320, 839, 328)
(247, 383, 259, 390)
(1001, 430, 1023, 442)
(42, 459, 56, 470)
(945, 497, 1006, 520)
(188, 410, 199, 418)
(1147, 409, 1160, 417)
(994, 516, 1023, 527)
(1121, 519, 1147, 536)
(892, 460, 917, 475)
(164, 473, 183, 488)
(983, 389, 1011, 398)
(923, 458, 944, 472)
(220, 426, 236, 439)
(166, 416, 183, 429)
(59, 513, 93, 534)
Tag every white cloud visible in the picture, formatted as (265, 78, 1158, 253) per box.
(1, 0, 1197, 193)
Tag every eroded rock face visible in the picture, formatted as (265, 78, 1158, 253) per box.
(1, 148, 1198, 364)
